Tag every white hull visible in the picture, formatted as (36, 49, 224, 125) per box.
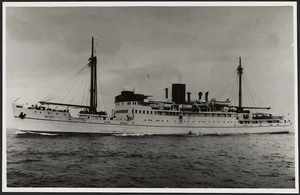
(14, 117, 291, 135)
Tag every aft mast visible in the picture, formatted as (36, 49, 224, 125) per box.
(89, 37, 97, 113)
(237, 57, 243, 112)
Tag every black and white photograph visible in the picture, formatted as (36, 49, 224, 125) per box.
(3, 1, 298, 193)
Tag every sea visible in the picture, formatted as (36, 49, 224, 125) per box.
(6, 128, 295, 188)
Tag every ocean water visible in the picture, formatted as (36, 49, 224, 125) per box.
(6, 128, 295, 188)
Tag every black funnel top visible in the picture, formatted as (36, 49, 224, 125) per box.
(172, 83, 186, 104)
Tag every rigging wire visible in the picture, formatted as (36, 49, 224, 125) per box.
(69, 66, 90, 104)
(244, 76, 259, 107)
(215, 71, 237, 99)
(208, 68, 236, 96)
(60, 65, 90, 103)
(43, 63, 90, 101)
(244, 73, 263, 105)
(151, 89, 165, 97)
(244, 78, 256, 107)
(228, 75, 238, 102)
(81, 71, 90, 106)
(40, 41, 91, 82)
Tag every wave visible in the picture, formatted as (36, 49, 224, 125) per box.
(113, 133, 151, 137)
(15, 131, 61, 136)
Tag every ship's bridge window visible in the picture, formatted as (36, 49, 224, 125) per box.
(116, 110, 128, 114)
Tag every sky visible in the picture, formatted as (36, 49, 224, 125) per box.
(5, 5, 295, 128)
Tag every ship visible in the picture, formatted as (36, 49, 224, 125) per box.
(12, 37, 292, 135)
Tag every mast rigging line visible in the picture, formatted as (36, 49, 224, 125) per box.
(215, 71, 237, 99)
(209, 68, 236, 98)
(243, 73, 263, 105)
(207, 61, 238, 94)
(81, 70, 90, 106)
(69, 66, 91, 104)
(40, 41, 92, 82)
(42, 63, 90, 102)
(60, 64, 90, 103)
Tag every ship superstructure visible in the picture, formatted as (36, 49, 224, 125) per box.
(12, 38, 292, 135)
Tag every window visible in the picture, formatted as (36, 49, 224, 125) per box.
(147, 111, 149, 114)
(151, 111, 153, 114)
(116, 110, 128, 114)
(139, 110, 141, 114)
(135, 110, 137, 113)
(143, 110, 145, 114)
(127, 102, 131, 105)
